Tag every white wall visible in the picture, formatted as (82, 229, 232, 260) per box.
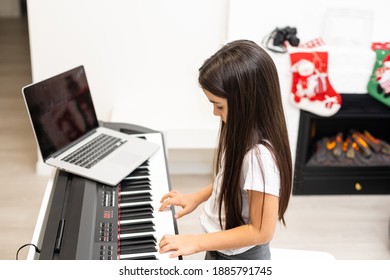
(27, 0, 226, 135)
(27, 0, 227, 174)
(27, 0, 389, 174)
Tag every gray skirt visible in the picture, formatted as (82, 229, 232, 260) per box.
(204, 243, 270, 260)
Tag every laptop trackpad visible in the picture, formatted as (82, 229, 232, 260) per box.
(109, 151, 143, 166)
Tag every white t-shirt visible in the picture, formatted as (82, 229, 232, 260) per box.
(199, 144, 280, 255)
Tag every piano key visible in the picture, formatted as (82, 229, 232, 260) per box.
(119, 221, 155, 234)
(119, 243, 157, 255)
(121, 179, 151, 187)
(120, 201, 153, 208)
(120, 186, 151, 194)
(127, 169, 150, 177)
(120, 254, 157, 260)
(119, 231, 156, 239)
(119, 204, 154, 214)
(120, 189, 152, 196)
(119, 193, 152, 203)
(121, 176, 150, 184)
(123, 175, 150, 181)
(119, 206, 154, 220)
(120, 247, 157, 256)
(119, 233, 156, 243)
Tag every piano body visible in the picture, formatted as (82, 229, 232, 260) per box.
(28, 122, 180, 260)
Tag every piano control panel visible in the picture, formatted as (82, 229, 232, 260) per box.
(94, 185, 118, 260)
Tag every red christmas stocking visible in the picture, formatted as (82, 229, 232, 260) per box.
(289, 41, 342, 117)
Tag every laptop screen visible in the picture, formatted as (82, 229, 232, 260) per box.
(23, 66, 99, 160)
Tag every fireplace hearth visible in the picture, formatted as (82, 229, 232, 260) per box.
(293, 93, 390, 195)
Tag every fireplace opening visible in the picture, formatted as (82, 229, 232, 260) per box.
(293, 93, 390, 195)
(306, 119, 390, 167)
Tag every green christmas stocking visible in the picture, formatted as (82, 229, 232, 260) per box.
(367, 42, 390, 107)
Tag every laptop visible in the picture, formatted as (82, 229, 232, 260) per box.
(22, 65, 159, 186)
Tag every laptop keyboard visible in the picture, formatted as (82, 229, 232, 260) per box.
(62, 134, 127, 169)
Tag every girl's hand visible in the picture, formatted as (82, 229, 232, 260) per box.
(159, 190, 200, 219)
(159, 234, 200, 258)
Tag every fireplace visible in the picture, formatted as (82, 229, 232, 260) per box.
(293, 93, 390, 195)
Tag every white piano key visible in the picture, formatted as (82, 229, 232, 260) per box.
(120, 218, 154, 225)
(120, 190, 151, 196)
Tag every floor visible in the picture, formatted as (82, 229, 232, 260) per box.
(1, 16, 390, 261)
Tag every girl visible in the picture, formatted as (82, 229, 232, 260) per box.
(159, 40, 292, 260)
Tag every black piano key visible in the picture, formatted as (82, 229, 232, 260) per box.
(120, 204, 154, 214)
(119, 204, 154, 220)
(120, 255, 157, 260)
(120, 191, 151, 199)
(119, 243, 157, 255)
(120, 193, 152, 203)
(119, 247, 157, 255)
(119, 238, 155, 247)
(120, 212, 154, 220)
(127, 169, 150, 177)
(120, 208, 153, 217)
(121, 183, 151, 191)
(121, 178, 150, 184)
(119, 234, 156, 243)
(121, 185, 151, 192)
(121, 177, 150, 185)
(119, 221, 155, 234)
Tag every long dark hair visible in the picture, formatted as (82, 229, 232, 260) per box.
(198, 40, 292, 229)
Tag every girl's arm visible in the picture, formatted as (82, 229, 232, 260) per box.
(159, 190, 278, 258)
(159, 183, 213, 219)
